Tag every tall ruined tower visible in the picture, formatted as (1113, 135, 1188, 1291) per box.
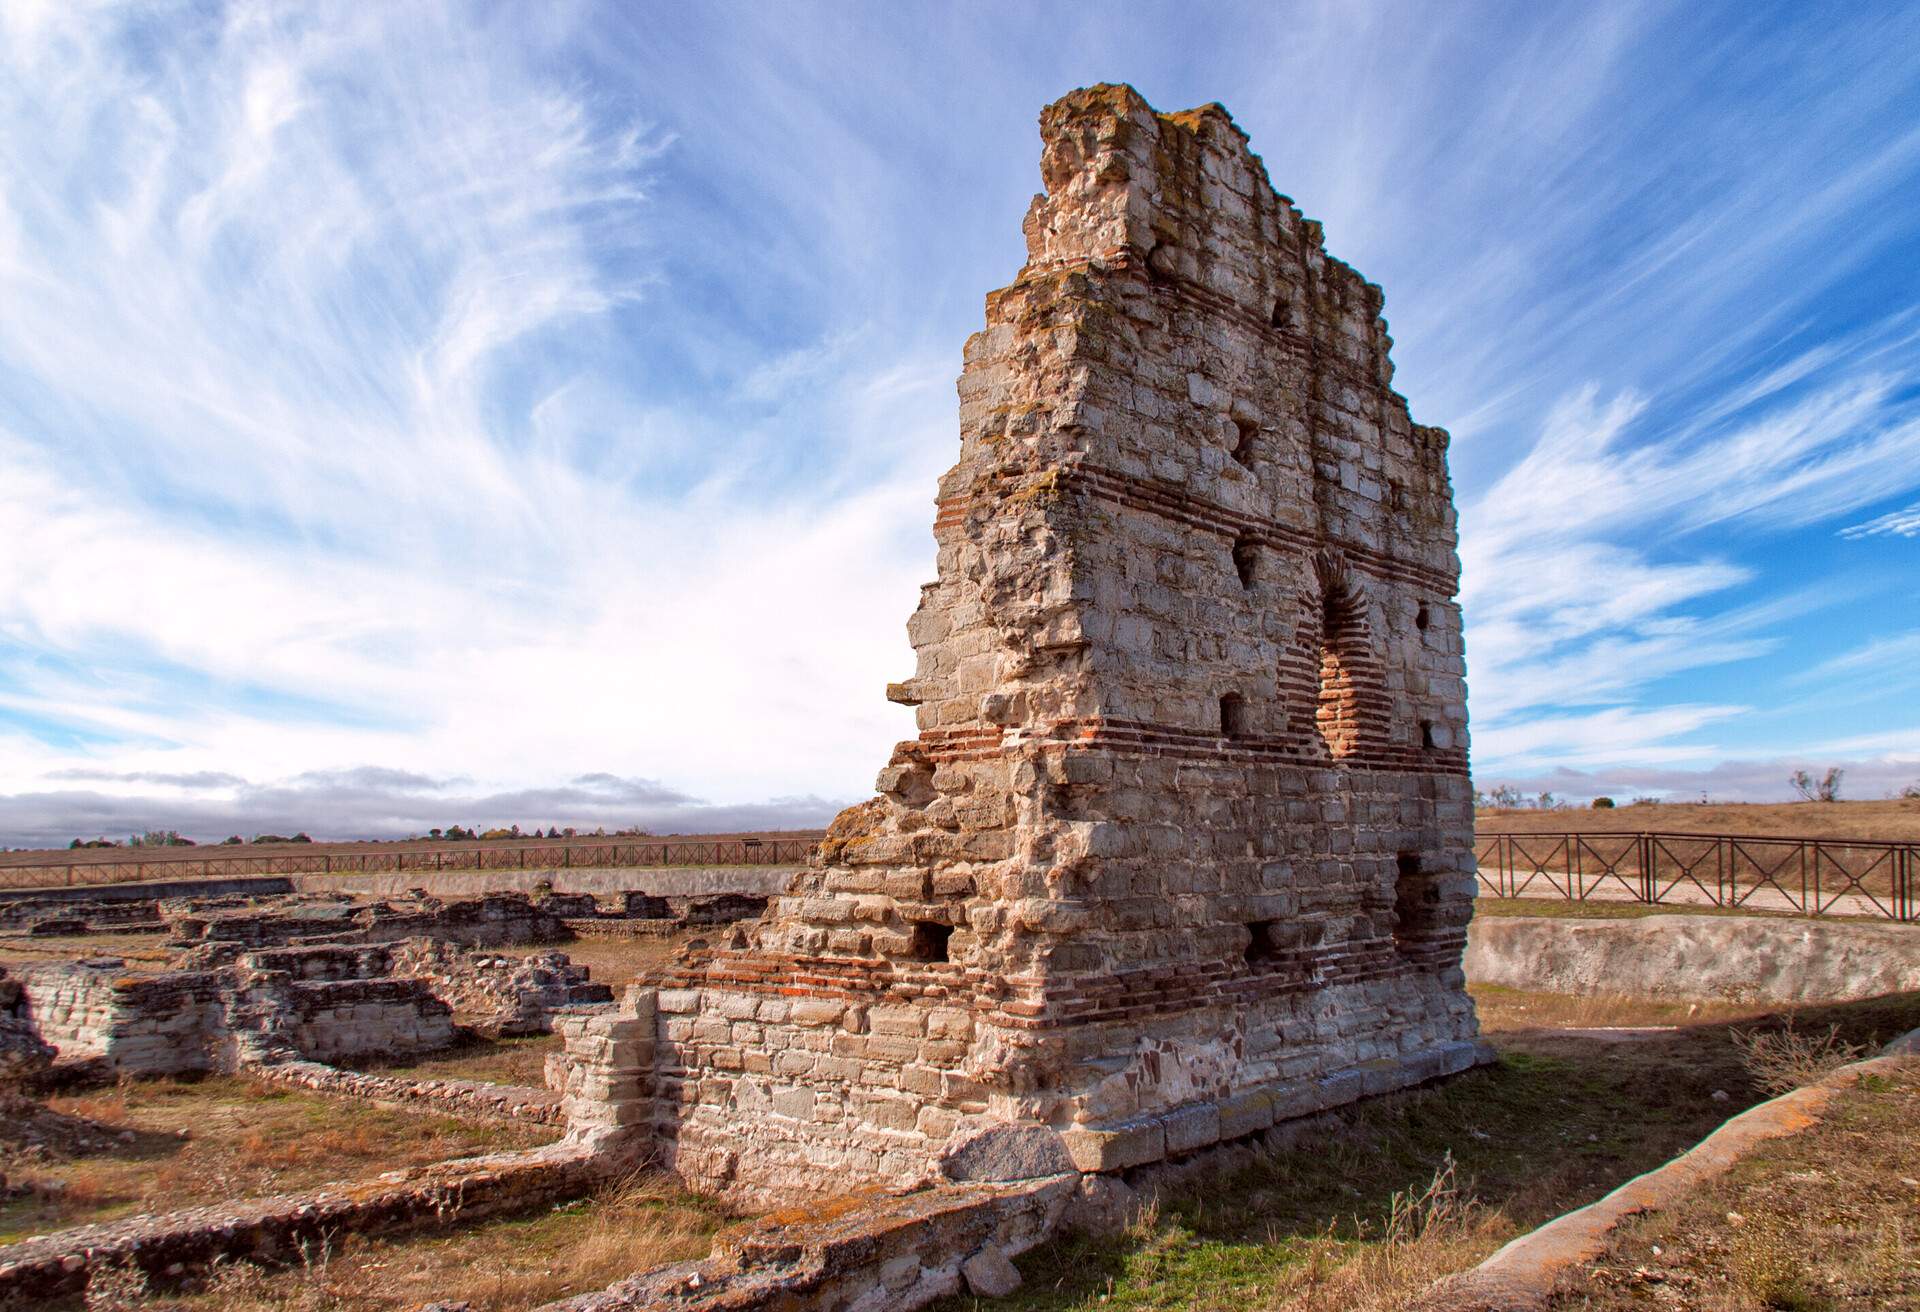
(619, 85, 1485, 1200)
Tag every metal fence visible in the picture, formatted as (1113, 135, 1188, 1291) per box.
(0, 834, 825, 892)
(1475, 831, 1916, 922)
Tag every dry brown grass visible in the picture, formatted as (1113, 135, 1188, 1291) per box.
(340, 1032, 561, 1087)
(494, 932, 694, 990)
(1729, 1022, 1868, 1096)
(1261, 1158, 1510, 1312)
(0, 933, 175, 974)
(135, 1172, 727, 1312)
(0, 1077, 550, 1244)
(1468, 984, 1774, 1034)
(1553, 1060, 1920, 1311)
(1477, 797, 1920, 842)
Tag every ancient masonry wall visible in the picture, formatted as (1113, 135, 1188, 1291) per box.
(580, 84, 1487, 1202)
(17, 950, 455, 1076)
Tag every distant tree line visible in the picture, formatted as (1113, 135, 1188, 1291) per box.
(416, 824, 657, 842)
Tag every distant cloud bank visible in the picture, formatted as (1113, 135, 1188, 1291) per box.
(0, 769, 845, 850)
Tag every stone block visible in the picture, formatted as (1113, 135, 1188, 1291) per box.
(1217, 1088, 1275, 1140)
(939, 1122, 1074, 1182)
(962, 1244, 1023, 1298)
(1062, 1118, 1165, 1173)
(1160, 1102, 1221, 1155)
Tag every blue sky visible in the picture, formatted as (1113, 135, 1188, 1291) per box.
(1, 1, 1917, 845)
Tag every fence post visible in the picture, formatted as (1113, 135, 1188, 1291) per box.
(1639, 833, 1655, 903)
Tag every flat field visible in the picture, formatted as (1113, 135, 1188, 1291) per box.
(1477, 797, 1920, 842)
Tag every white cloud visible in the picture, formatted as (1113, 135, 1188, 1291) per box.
(1841, 501, 1920, 539)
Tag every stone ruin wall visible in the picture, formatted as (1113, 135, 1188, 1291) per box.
(15, 949, 459, 1075)
(588, 84, 1484, 1204)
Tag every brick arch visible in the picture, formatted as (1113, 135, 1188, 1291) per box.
(1312, 552, 1389, 762)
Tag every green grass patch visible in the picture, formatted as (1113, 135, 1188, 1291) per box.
(933, 993, 1920, 1312)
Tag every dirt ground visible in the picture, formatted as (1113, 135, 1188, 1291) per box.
(340, 1032, 563, 1087)
(1552, 1059, 1920, 1311)
(496, 930, 700, 991)
(1478, 797, 1920, 842)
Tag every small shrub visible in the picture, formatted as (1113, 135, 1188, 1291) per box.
(1731, 1024, 1866, 1095)
(1789, 767, 1844, 802)
(1591, 796, 1615, 809)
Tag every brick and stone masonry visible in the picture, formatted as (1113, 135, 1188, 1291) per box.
(572, 83, 1490, 1203)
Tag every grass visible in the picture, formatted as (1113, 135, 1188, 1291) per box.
(927, 992, 1920, 1312)
(1552, 1059, 1920, 1311)
(73, 1174, 732, 1312)
(339, 1032, 562, 1087)
(0, 1076, 553, 1244)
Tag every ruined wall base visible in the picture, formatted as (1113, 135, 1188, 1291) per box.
(555, 981, 1493, 1206)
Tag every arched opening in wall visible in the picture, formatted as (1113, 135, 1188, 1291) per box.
(1269, 295, 1288, 329)
(1315, 590, 1366, 759)
(1393, 852, 1437, 958)
(906, 921, 953, 963)
(1420, 720, 1437, 751)
(1220, 692, 1249, 739)
(1244, 920, 1276, 965)
(1231, 417, 1258, 467)
(1415, 604, 1431, 632)
(1232, 537, 1258, 589)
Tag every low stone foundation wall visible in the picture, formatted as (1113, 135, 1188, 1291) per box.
(0, 876, 295, 910)
(164, 891, 575, 953)
(535, 1174, 1077, 1311)
(16, 956, 454, 1075)
(18, 963, 228, 1074)
(0, 1140, 606, 1305)
(255, 1059, 564, 1127)
(1465, 914, 1920, 1002)
(295, 865, 798, 901)
(563, 918, 680, 939)
(551, 985, 1495, 1204)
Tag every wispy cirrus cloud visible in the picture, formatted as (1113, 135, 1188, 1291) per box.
(1841, 502, 1920, 540)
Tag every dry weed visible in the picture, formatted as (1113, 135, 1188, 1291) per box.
(1265, 1157, 1510, 1312)
(1731, 1023, 1866, 1095)
(159, 1173, 718, 1311)
(81, 1262, 152, 1312)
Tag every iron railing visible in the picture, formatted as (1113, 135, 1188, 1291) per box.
(0, 834, 825, 892)
(1475, 831, 1916, 922)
